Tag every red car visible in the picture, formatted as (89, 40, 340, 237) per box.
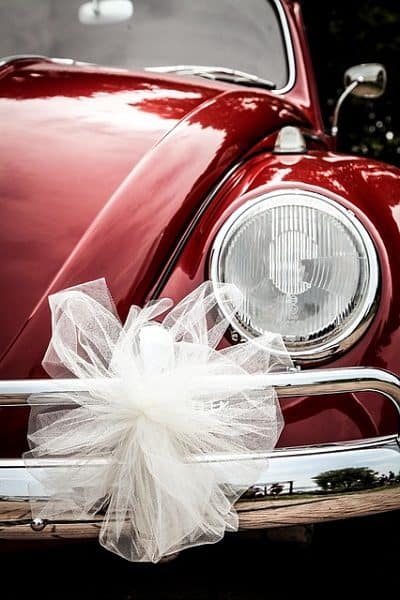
(0, 0, 399, 546)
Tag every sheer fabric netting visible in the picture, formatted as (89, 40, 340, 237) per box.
(25, 279, 291, 562)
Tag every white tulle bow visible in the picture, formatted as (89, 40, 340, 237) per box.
(25, 279, 291, 562)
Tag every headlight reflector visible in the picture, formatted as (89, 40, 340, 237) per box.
(210, 190, 379, 362)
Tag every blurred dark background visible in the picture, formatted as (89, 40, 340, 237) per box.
(303, 0, 400, 165)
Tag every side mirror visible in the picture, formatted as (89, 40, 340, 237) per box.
(79, 0, 134, 25)
(331, 63, 387, 137)
(344, 63, 387, 99)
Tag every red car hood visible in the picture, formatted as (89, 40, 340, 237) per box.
(0, 59, 305, 377)
(0, 60, 219, 360)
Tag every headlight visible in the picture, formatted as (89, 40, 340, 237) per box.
(210, 190, 379, 362)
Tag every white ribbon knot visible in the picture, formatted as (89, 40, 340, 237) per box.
(25, 279, 291, 562)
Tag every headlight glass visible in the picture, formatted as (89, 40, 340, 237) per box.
(210, 190, 379, 362)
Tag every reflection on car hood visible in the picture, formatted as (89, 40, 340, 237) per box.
(0, 61, 222, 359)
(0, 60, 305, 374)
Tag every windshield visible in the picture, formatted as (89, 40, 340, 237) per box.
(0, 0, 289, 90)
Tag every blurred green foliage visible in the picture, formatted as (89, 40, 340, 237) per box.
(302, 0, 400, 165)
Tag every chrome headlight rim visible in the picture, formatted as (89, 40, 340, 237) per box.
(210, 189, 380, 364)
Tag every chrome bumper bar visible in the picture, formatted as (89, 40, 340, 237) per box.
(0, 367, 400, 540)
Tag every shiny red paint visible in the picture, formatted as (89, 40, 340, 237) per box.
(0, 61, 223, 360)
(0, 61, 306, 456)
(157, 151, 400, 446)
(0, 1, 397, 456)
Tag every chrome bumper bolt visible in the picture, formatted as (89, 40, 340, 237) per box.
(31, 517, 46, 532)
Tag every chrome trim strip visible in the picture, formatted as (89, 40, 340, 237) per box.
(0, 435, 395, 470)
(0, 54, 52, 68)
(272, 0, 296, 95)
(146, 65, 276, 90)
(1, 366, 399, 409)
(209, 189, 380, 363)
(0, 55, 92, 73)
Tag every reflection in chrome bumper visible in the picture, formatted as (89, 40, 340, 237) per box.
(0, 435, 400, 539)
(239, 435, 400, 530)
(0, 367, 400, 539)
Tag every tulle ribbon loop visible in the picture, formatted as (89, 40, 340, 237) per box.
(25, 279, 291, 562)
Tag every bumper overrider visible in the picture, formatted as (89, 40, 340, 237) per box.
(0, 367, 400, 541)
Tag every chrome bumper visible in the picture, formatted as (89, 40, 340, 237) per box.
(0, 367, 400, 540)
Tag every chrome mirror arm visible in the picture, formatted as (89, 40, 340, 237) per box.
(331, 80, 358, 137)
